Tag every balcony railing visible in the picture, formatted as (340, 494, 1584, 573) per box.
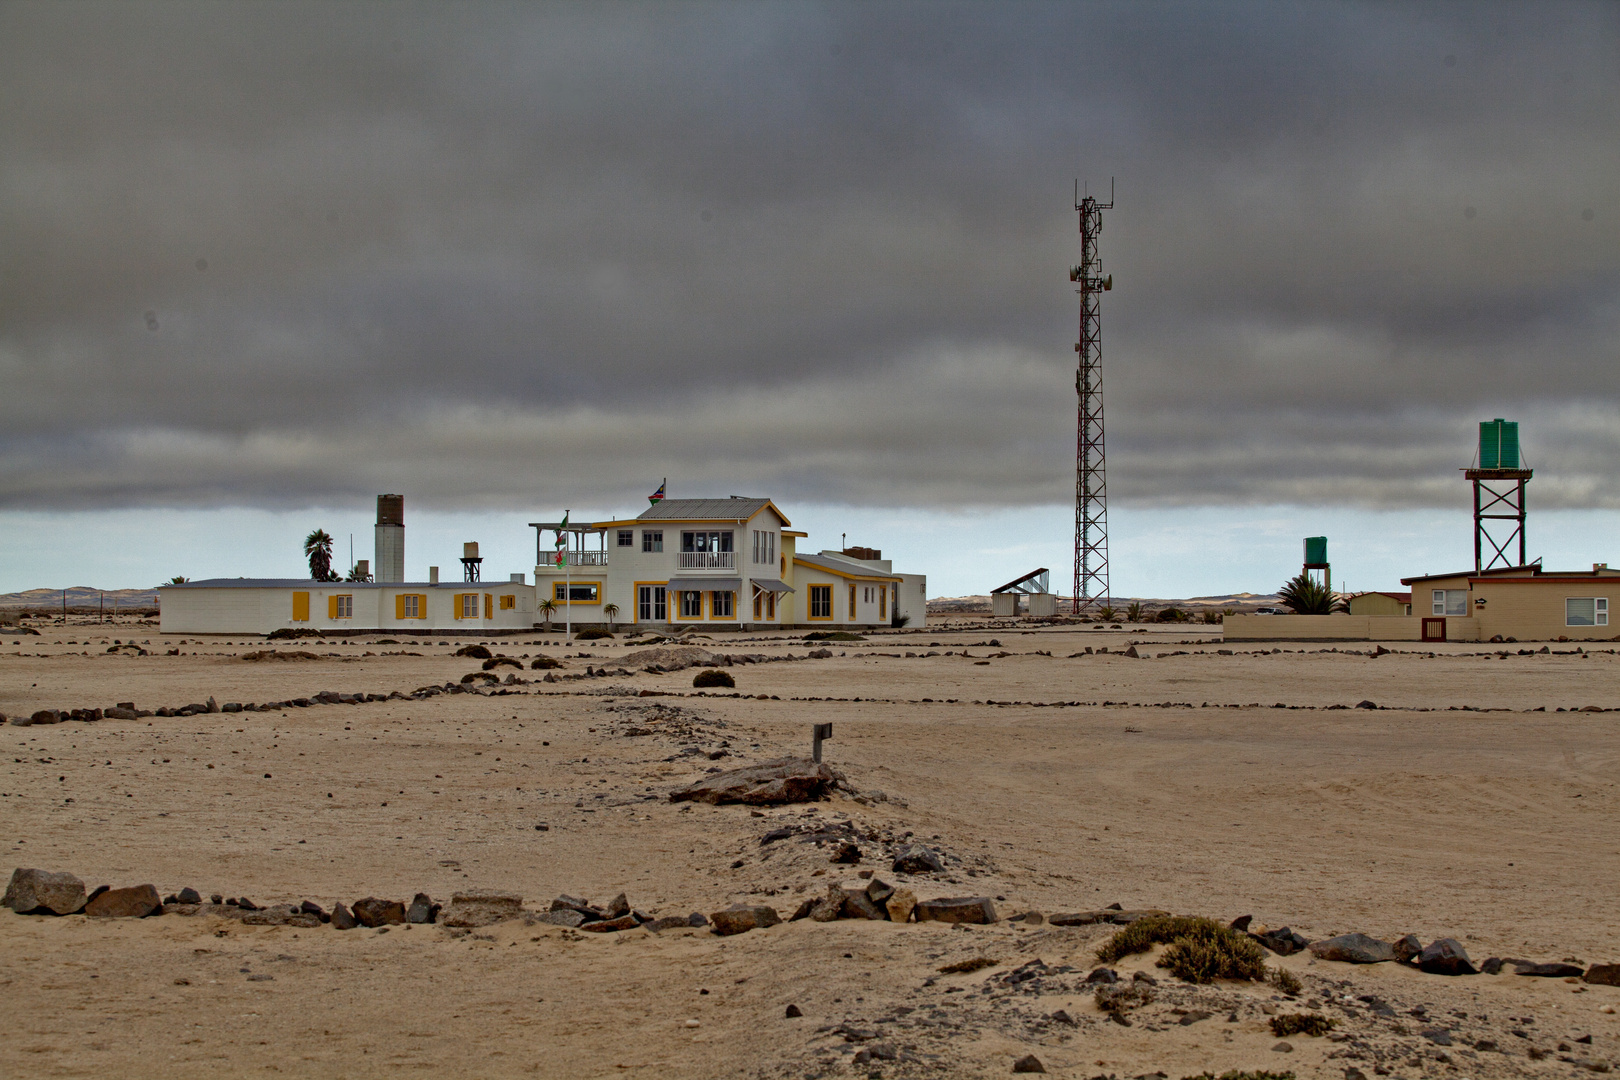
(540, 550, 608, 569)
(677, 551, 735, 570)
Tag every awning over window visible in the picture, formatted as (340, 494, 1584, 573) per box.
(750, 578, 796, 594)
(669, 577, 742, 592)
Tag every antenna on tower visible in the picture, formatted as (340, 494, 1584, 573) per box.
(1069, 179, 1114, 616)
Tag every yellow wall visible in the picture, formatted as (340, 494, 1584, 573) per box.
(1474, 578, 1619, 641)
(1349, 593, 1409, 617)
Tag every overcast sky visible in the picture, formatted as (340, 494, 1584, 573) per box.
(2, 2, 1617, 588)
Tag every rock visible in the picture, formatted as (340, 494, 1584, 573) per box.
(330, 902, 357, 929)
(1178, 1010, 1213, 1025)
(830, 842, 862, 864)
(840, 887, 888, 921)
(1585, 964, 1620, 986)
(1480, 957, 1504, 975)
(1012, 1053, 1046, 1073)
(3, 868, 87, 914)
(31, 709, 61, 725)
(605, 892, 631, 919)
(177, 887, 201, 905)
(243, 906, 319, 927)
(550, 894, 608, 920)
(809, 894, 843, 922)
(300, 900, 327, 920)
(85, 883, 162, 918)
(406, 892, 438, 924)
(1049, 1009, 1077, 1027)
(784, 1004, 802, 1018)
(440, 890, 523, 928)
(235, 897, 261, 911)
(579, 914, 640, 933)
(1272, 1041, 1294, 1053)
(1355, 699, 1378, 709)
(708, 904, 781, 936)
(1255, 927, 1311, 956)
(891, 845, 945, 874)
(1418, 938, 1477, 976)
(886, 886, 918, 923)
(865, 878, 895, 906)
(1393, 933, 1423, 962)
(103, 707, 139, 720)
(788, 897, 819, 921)
(914, 896, 998, 925)
(669, 758, 845, 806)
(1086, 967, 1119, 984)
(352, 897, 407, 927)
(643, 916, 694, 932)
(1514, 961, 1586, 978)
(1229, 914, 1253, 931)
(806, 647, 833, 659)
(1021, 910, 1044, 925)
(618, 645, 718, 672)
(6, 712, 27, 726)
(1048, 911, 1107, 926)
(1420, 1028, 1454, 1046)
(687, 912, 708, 927)
(1309, 933, 1397, 964)
(534, 909, 587, 928)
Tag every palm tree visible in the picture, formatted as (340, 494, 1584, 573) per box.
(1096, 604, 1118, 621)
(537, 598, 558, 631)
(303, 529, 339, 582)
(602, 602, 620, 631)
(1125, 601, 1144, 622)
(167, 576, 189, 585)
(1278, 572, 1344, 615)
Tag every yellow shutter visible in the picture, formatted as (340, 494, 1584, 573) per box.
(327, 595, 338, 618)
(453, 594, 462, 620)
(292, 592, 309, 621)
(395, 595, 406, 619)
(484, 593, 492, 619)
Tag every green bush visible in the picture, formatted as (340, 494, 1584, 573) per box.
(574, 628, 614, 640)
(692, 668, 735, 688)
(1269, 1013, 1335, 1038)
(1096, 915, 1267, 983)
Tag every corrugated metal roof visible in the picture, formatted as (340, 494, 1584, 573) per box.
(637, 498, 775, 522)
(792, 554, 900, 581)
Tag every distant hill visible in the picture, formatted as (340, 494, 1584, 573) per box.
(0, 586, 163, 611)
(927, 592, 1280, 614)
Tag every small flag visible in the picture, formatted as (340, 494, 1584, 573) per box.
(554, 550, 567, 568)
(649, 480, 666, 505)
(554, 510, 569, 549)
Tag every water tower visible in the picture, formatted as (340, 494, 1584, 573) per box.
(1465, 419, 1532, 571)
(1302, 536, 1329, 592)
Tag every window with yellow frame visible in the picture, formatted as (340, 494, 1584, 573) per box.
(499, 594, 516, 610)
(552, 581, 600, 604)
(808, 584, 832, 619)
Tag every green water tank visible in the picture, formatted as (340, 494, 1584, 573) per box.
(1479, 419, 1519, 469)
(1304, 536, 1327, 565)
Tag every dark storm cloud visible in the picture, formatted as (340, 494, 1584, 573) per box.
(2, 1, 1616, 512)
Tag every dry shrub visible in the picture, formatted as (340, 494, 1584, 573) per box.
(1182, 1072, 1296, 1080)
(937, 957, 998, 974)
(530, 656, 561, 669)
(1096, 915, 1266, 983)
(1094, 982, 1154, 1015)
(241, 649, 320, 661)
(454, 644, 492, 659)
(1269, 1013, 1335, 1038)
(1270, 966, 1302, 995)
(692, 668, 735, 688)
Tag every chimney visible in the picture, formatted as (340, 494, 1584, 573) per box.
(428, 566, 439, 585)
(374, 494, 405, 583)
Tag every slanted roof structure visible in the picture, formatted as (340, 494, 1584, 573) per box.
(793, 553, 900, 582)
(636, 497, 785, 524)
(992, 568, 1050, 595)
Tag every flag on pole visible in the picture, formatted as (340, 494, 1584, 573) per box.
(648, 480, 666, 505)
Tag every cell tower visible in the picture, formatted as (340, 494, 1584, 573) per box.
(1070, 180, 1114, 615)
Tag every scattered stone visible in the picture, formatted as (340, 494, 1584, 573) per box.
(351, 897, 406, 927)
(30, 709, 61, 725)
(708, 904, 781, 936)
(440, 890, 523, 928)
(1393, 933, 1423, 963)
(1272, 1041, 1294, 1053)
(85, 883, 162, 918)
(579, 914, 640, 933)
(1012, 1054, 1046, 1073)
(1310, 933, 1397, 964)
(1585, 964, 1620, 986)
(643, 916, 694, 932)
(1049, 1009, 1077, 1027)
(891, 845, 946, 874)
(605, 892, 632, 919)
(1178, 1010, 1213, 1025)
(687, 912, 708, 927)
(913, 896, 998, 925)
(406, 892, 439, 924)
(3, 868, 87, 915)
(1421, 1028, 1454, 1046)
(550, 894, 608, 921)
(1480, 957, 1504, 975)
(1085, 967, 1119, 984)
(938, 957, 998, 974)
(329, 902, 357, 930)
(669, 758, 845, 806)
(831, 842, 862, 864)
(300, 900, 327, 920)
(1418, 938, 1477, 976)
(1021, 910, 1044, 925)
(886, 886, 918, 923)
(1229, 914, 1253, 931)
(534, 909, 587, 928)
(784, 1004, 802, 1018)
(1255, 926, 1312, 956)
(1514, 961, 1586, 978)
(177, 887, 201, 905)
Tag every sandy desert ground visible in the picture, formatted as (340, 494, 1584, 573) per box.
(2, 620, 1617, 1079)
